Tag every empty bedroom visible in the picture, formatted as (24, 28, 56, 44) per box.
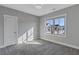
(0, 4, 79, 55)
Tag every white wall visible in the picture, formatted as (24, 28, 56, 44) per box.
(40, 5, 79, 49)
(0, 5, 40, 47)
(0, 4, 79, 49)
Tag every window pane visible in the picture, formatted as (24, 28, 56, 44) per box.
(46, 19, 53, 33)
(55, 18, 59, 25)
(47, 19, 53, 25)
(59, 17, 64, 26)
(54, 16, 65, 35)
(59, 17, 65, 35)
(46, 16, 65, 36)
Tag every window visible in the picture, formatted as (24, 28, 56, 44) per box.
(46, 15, 65, 36)
(46, 19, 53, 33)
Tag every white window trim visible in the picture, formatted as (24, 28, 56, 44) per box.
(45, 14, 67, 37)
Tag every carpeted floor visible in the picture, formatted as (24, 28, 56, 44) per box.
(0, 39, 79, 55)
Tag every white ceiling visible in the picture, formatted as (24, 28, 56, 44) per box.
(2, 4, 74, 16)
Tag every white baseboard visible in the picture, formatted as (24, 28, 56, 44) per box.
(41, 38, 79, 49)
(1, 37, 79, 49)
(0, 37, 39, 48)
(0, 43, 16, 48)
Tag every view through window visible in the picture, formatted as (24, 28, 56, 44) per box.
(46, 16, 65, 36)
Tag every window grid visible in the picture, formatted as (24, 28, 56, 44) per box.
(46, 16, 65, 36)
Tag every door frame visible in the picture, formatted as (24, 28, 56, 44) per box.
(3, 14, 18, 47)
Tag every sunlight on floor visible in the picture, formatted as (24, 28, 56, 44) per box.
(27, 27, 34, 41)
(17, 27, 42, 45)
(24, 40, 42, 45)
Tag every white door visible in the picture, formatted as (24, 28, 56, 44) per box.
(4, 15, 18, 46)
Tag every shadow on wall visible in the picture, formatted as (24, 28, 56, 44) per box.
(18, 27, 34, 44)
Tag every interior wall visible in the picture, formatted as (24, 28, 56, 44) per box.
(0, 5, 40, 47)
(40, 5, 79, 49)
(0, 4, 79, 49)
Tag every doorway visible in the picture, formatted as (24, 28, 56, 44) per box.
(4, 15, 18, 46)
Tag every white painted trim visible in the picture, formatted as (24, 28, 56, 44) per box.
(41, 38, 79, 49)
(0, 43, 16, 48)
(47, 14, 67, 19)
(3, 15, 18, 47)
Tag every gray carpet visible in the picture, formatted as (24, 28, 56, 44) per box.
(0, 39, 79, 55)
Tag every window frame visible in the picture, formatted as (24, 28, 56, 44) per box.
(45, 14, 66, 37)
